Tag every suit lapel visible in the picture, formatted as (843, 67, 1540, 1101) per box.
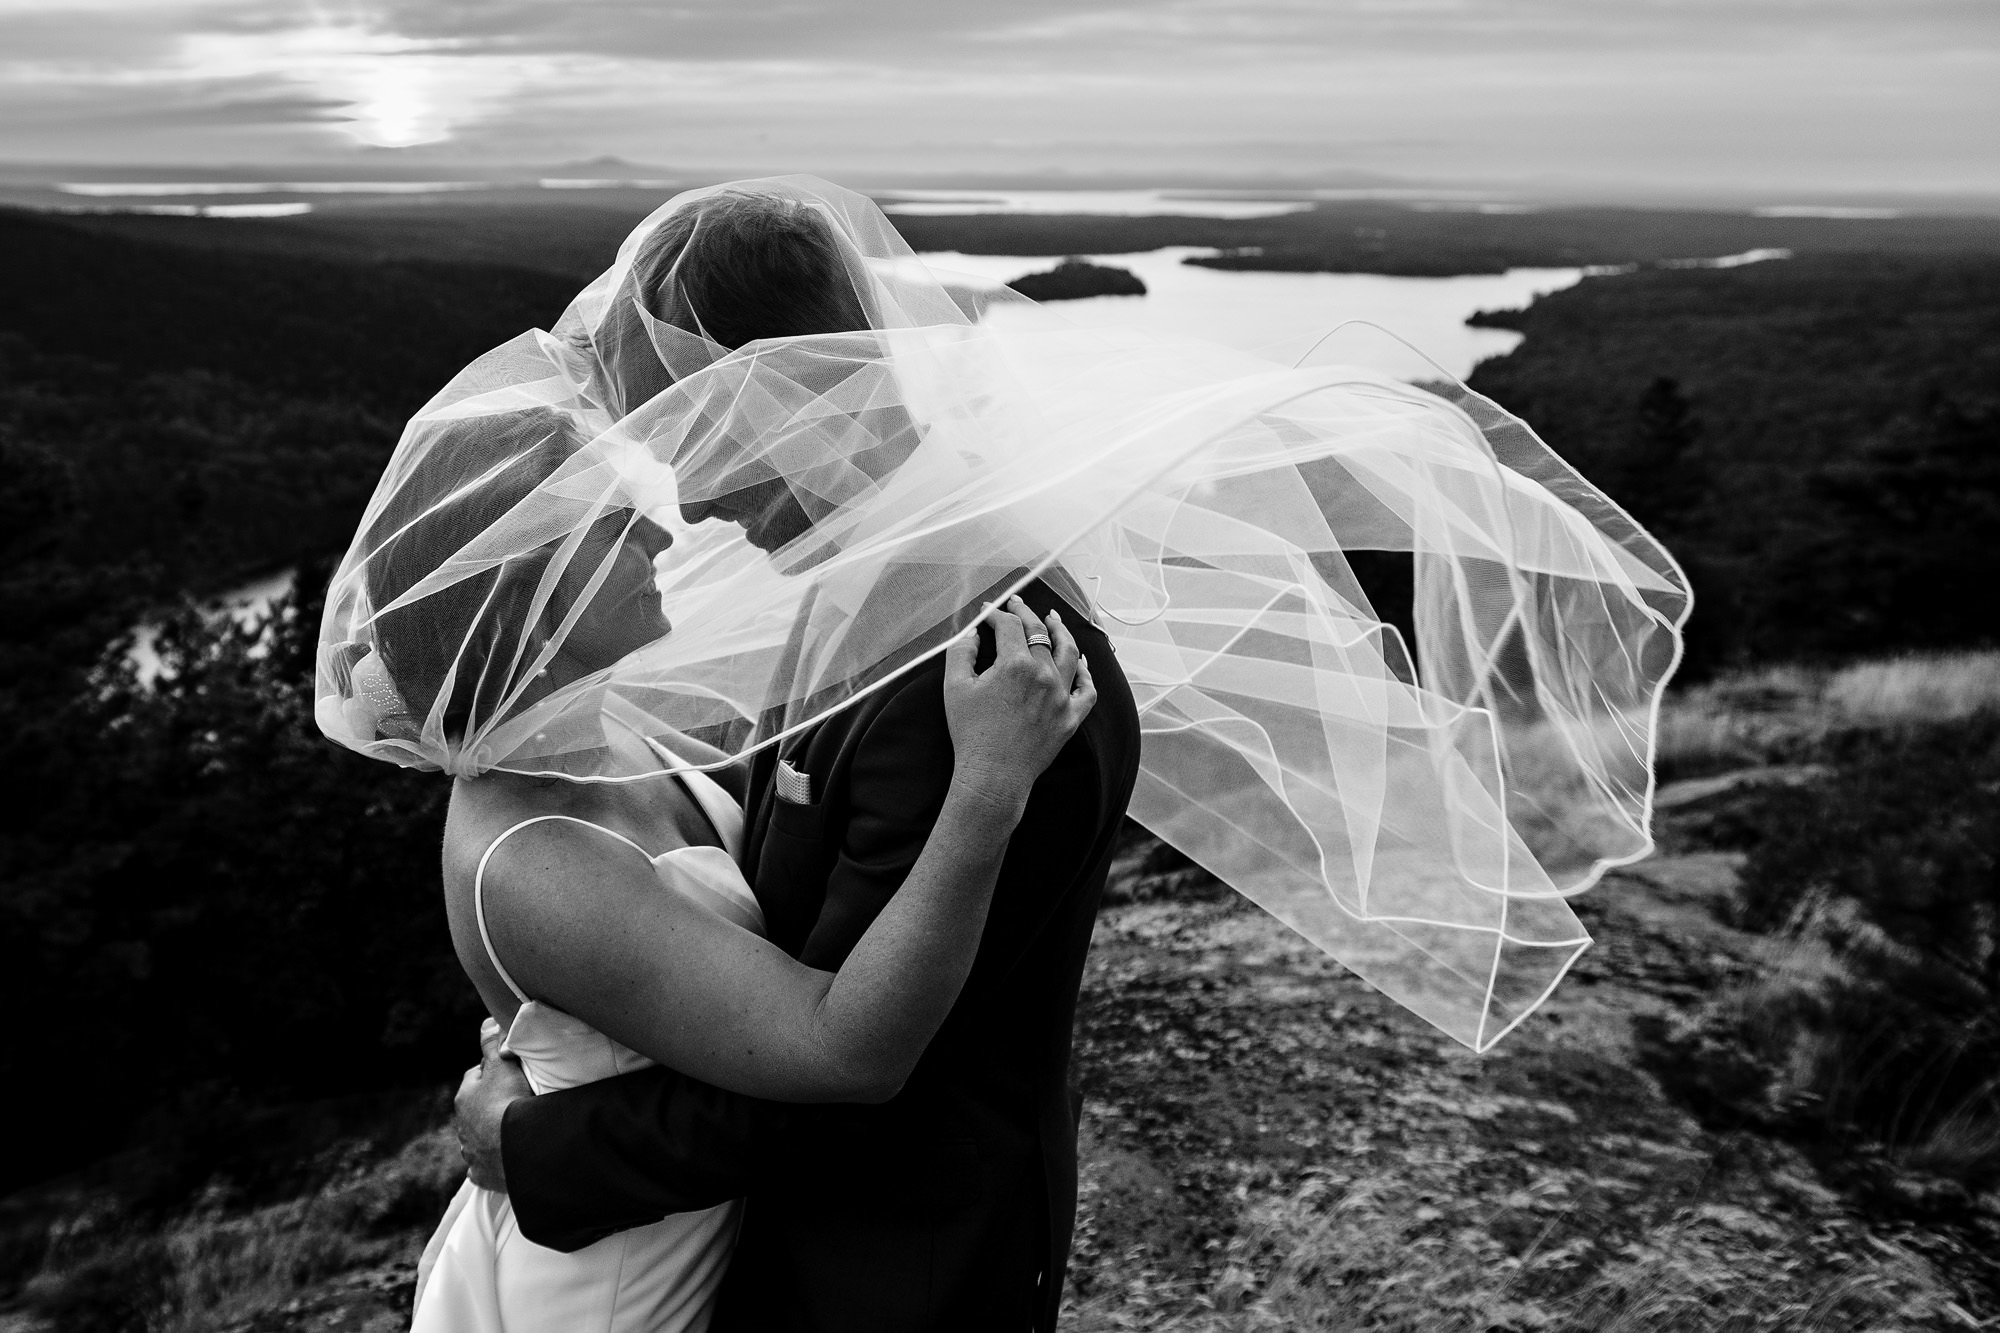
(743, 743, 782, 876)
(740, 571, 1085, 954)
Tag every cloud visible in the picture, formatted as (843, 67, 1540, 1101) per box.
(344, 0, 1998, 63)
(0, 0, 1992, 191)
(0, 8, 185, 66)
(0, 85, 345, 129)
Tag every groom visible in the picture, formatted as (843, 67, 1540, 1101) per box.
(453, 195, 1141, 1331)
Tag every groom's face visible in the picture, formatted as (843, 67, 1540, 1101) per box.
(679, 475, 816, 554)
(678, 404, 924, 558)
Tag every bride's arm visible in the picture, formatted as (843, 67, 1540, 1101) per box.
(479, 599, 1095, 1104)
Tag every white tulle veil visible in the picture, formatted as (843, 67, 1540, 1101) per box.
(316, 175, 1689, 1050)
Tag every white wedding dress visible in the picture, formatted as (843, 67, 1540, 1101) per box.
(412, 768, 764, 1333)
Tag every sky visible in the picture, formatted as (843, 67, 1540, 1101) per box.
(2, 0, 1995, 197)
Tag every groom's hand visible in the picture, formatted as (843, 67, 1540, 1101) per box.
(455, 1023, 533, 1192)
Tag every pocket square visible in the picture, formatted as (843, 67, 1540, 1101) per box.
(775, 758, 814, 805)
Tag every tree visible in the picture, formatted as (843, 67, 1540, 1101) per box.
(1619, 376, 1709, 535)
(0, 568, 467, 1191)
(1769, 396, 2000, 656)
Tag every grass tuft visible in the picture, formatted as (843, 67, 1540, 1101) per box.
(1823, 651, 2000, 725)
(1066, 1170, 1957, 1331)
(1654, 649, 2000, 777)
(19, 1124, 461, 1333)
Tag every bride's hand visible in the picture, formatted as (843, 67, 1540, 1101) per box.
(944, 596, 1096, 815)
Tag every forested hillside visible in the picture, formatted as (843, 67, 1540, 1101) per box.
(0, 210, 576, 595)
(1466, 253, 2000, 673)
(890, 202, 2000, 273)
(0, 211, 575, 1191)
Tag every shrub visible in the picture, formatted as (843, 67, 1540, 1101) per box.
(1640, 717, 2000, 1199)
(19, 1112, 460, 1333)
(0, 567, 472, 1193)
(1823, 650, 2000, 725)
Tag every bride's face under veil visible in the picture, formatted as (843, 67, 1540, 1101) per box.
(318, 174, 1693, 1052)
(555, 513, 675, 673)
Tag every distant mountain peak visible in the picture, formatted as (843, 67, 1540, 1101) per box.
(547, 155, 675, 178)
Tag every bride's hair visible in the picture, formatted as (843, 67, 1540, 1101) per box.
(362, 406, 582, 740)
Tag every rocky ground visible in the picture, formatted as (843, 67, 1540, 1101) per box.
(7, 772, 1997, 1332)
(1061, 814, 1995, 1331)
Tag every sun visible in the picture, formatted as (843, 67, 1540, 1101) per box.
(346, 65, 450, 148)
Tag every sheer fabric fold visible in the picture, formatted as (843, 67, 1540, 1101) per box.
(316, 175, 1689, 1049)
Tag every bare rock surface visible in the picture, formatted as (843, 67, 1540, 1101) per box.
(1059, 835, 1993, 1330)
(7, 798, 1994, 1330)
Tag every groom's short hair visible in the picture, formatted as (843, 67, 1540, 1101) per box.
(634, 190, 870, 350)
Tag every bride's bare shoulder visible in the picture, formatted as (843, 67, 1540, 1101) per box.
(440, 776, 556, 887)
(442, 776, 675, 891)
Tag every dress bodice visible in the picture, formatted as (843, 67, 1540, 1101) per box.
(472, 767, 765, 1095)
(413, 766, 756, 1333)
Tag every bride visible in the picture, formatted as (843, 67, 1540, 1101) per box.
(319, 175, 1688, 1330)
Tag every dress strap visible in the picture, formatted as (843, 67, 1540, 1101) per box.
(472, 814, 655, 1005)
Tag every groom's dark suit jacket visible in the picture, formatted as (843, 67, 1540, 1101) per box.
(502, 578, 1140, 1332)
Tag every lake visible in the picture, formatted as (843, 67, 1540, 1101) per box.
(925, 247, 1587, 380)
(129, 568, 297, 684)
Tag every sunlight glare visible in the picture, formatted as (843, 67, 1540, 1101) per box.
(348, 65, 446, 147)
(178, 20, 469, 148)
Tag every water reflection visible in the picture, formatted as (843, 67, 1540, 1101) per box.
(922, 247, 1589, 381)
(129, 568, 296, 685)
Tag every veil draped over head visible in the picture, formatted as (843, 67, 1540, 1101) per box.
(317, 176, 1689, 1050)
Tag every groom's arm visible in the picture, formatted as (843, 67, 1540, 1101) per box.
(496, 1060, 794, 1248)
(491, 650, 1109, 1251)
(491, 670, 955, 1252)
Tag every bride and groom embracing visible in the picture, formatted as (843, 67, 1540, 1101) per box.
(317, 179, 1690, 1331)
(320, 180, 1135, 1330)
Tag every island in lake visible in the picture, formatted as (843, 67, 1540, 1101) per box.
(1006, 256, 1147, 300)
